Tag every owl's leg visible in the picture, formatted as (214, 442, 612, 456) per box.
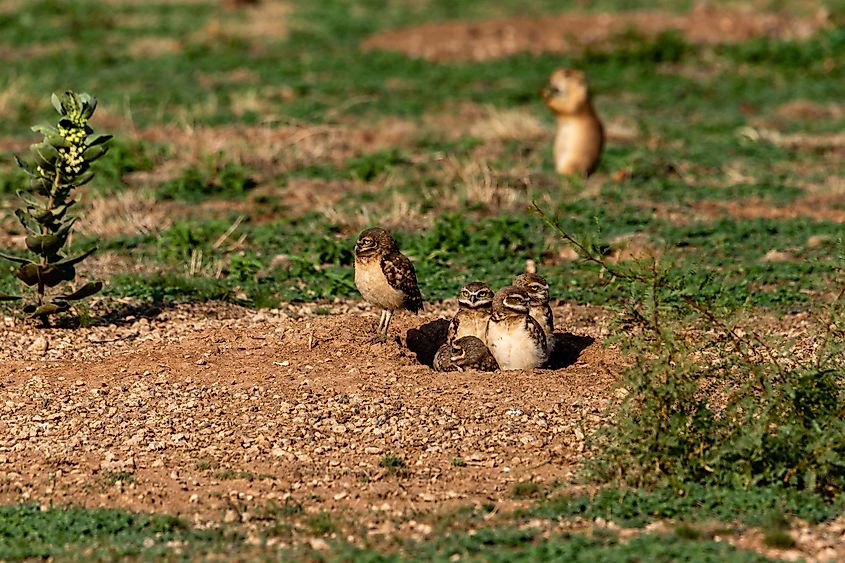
(380, 309, 394, 337)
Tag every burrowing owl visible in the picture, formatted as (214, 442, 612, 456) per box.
(513, 273, 554, 356)
(433, 336, 499, 372)
(542, 68, 604, 176)
(486, 286, 547, 370)
(354, 227, 423, 338)
(447, 281, 494, 343)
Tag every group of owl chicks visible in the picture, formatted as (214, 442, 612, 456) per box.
(354, 227, 556, 372)
(350, 67, 602, 371)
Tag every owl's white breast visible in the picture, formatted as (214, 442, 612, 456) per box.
(355, 257, 405, 310)
(486, 317, 545, 370)
(454, 310, 490, 341)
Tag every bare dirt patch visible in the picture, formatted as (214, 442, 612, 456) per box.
(647, 193, 845, 225)
(0, 301, 614, 531)
(362, 4, 829, 62)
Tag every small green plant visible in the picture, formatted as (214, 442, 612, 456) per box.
(305, 511, 336, 536)
(0, 91, 111, 325)
(451, 457, 467, 467)
(761, 512, 795, 549)
(379, 454, 411, 478)
(511, 482, 542, 499)
(378, 454, 405, 469)
(212, 469, 273, 481)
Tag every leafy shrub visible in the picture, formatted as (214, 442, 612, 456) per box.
(537, 204, 845, 496)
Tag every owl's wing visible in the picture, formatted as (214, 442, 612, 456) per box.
(481, 351, 500, 372)
(381, 252, 423, 312)
(542, 304, 554, 333)
(432, 343, 454, 372)
(526, 316, 548, 361)
(447, 314, 460, 343)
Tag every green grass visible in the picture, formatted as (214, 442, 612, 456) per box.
(0, 503, 234, 560)
(344, 530, 782, 562)
(525, 484, 845, 529)
(0, 0, 842, 316)
(1, 0, 845, 557)
(0, 502, 789, 562)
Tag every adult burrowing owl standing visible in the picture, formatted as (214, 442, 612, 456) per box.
(433, 336, 499, 372)
(513, 273, 554, 356)
(486, 286, 547, 370)
(354, 227, 423, 338)
(447, 281, 494, 343)
(542, 68, 604, 176)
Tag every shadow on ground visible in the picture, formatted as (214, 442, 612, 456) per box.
(406, 318, 594, 370)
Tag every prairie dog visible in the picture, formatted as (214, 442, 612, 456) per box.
(542, 68, 604, 176)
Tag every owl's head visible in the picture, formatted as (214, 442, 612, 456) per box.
(513, 273, 550, 304)
(355, 227, 398, 258)
(492, 285, 530, 315)
(458, 281, 494, 310)
(451, 335, 491, 367)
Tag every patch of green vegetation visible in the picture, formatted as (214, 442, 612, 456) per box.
(0, 164, 29, 195)
(0, 503, 233, 560)
(347, 148, 411, 181)
(90, 137, 162, 188)
(212, 469, 274, 482)
(541, 209, 845, 498)
(511, 481, 542, 499)
(527, 484, 843, 529)
(337, 529, 780, 562)
(378, 454, 411, 478)
(306, 510, 337, 536)
(0, 501, 787, 562)
(761, 512, 796, 549)
(97, 470, 134, 487)
(156, 156, 257, 202)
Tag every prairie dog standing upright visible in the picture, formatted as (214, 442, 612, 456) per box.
(542, 68, 604, 176)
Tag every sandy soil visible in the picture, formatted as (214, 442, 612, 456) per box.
(0, 300, 617, 531)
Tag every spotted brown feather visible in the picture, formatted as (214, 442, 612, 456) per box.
(381, 253, 422, 313)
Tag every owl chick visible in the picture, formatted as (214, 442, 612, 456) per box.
(354, 227, 423, 338)
(542, 68, 604, 176)
(513, 273, 554, 356)
(433, 335, 499, 372)
(447, 281, 494, 343)
(486, 286, 547, 370)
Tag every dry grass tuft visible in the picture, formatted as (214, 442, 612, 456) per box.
(738, 127, 845, 154)
(200, 1, 291, 45)
(128, 36, 183, 58)
(468, 107, 547, 141)
(439, 156, 527, 211)
(77, 189, 171, 239)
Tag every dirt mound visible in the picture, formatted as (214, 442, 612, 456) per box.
(0, 301, 616, 527)
(362, 4, 828, 62)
